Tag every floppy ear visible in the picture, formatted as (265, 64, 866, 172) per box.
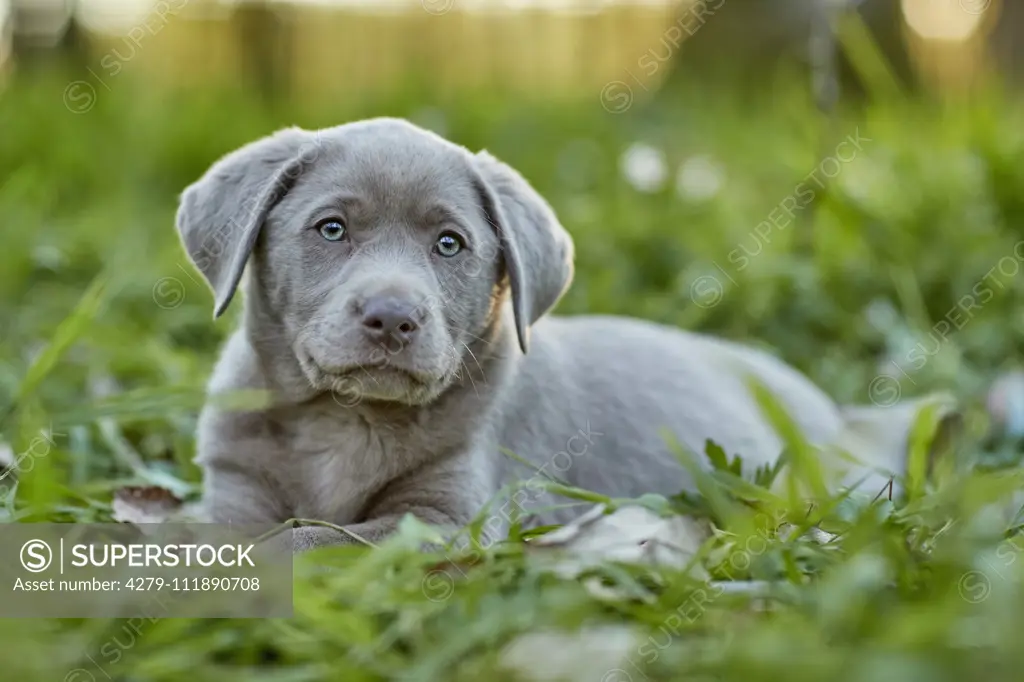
(175, 127, 319, 317)
(472, 151, 574, 353)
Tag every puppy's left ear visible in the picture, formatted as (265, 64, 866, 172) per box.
(176, 127, 319, 317)
(472, 151, 574, 353)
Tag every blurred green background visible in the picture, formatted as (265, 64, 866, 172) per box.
(3, 0, 1024, 680)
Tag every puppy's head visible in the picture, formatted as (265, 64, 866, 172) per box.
(176, 118, 573, 405)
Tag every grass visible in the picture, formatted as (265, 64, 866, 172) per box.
(2, 65, 1024, 681)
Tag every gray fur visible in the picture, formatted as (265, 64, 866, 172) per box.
(176, 118, 910, 552)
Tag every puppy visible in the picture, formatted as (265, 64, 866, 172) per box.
(177, 118, 901, 551)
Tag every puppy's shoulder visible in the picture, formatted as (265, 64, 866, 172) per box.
(195, 329, 279, 466)
(206, 328, 267, 396)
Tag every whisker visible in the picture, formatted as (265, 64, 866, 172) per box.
(444, 345, 463, 381)
(461, 341, 486, 379)
(461, 358, 481, 397)
(446, 325, 493, 347)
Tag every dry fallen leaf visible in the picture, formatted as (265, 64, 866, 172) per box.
(499, 625, 641, 682)
(528, 503, 711, 586)
(112, 486, 184, 525)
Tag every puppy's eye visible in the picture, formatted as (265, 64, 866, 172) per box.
(435, 232, 463, 257)
(317, 219, 347, 242)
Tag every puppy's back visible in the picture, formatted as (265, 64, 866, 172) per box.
(494, 315, 844, 510)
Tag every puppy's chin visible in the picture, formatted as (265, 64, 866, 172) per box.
(298, 351, 454, 407)
(341, 366, 447, 406)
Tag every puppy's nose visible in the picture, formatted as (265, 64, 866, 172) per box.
(361, 297, 421, 345)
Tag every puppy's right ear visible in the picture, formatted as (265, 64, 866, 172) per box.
(472, 151, 575, 354)
(176, 127, 319, 317)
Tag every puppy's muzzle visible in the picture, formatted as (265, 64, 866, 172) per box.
(360, 295, 426, 352)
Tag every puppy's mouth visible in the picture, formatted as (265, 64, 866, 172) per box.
(299, 351, 450, 405)
(326, 363, 433, 388)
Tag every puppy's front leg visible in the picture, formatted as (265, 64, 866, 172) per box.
(291, 508, 458, 551)
(292, 452, 499, 553)
(202, 460, 290, 525)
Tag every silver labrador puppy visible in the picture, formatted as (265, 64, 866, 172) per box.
(176, 118, 871, 551)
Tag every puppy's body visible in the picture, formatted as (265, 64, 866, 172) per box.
(178, 118, 875, 551)
(198, 308, 843, 546)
